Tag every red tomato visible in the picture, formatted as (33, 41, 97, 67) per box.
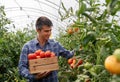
(28, 53, 36, 60)
(51, 52, 56, 57)
(35, 49, 42, 56)
(76, 59, 83, 67)
(68, 58, 73, 65)
(74, 27, 79, 32)
(36, 56, 41, 59)
(70, 59, 76, 69)
(40, 51, 45, 58)
(70, 63, 75, 68)
(45, 50, 51, 57)
(72, 59, 76, 65)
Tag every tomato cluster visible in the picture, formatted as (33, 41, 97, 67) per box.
(28, 49, 56, 60)
(68, 58, 83, 68)
(67, 28, 79, 35)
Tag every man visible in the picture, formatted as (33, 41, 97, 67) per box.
(18, 16, 74, 82)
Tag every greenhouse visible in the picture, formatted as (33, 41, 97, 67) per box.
(0, 0, 120, 82)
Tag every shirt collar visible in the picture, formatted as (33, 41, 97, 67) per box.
(34, 38, 51, 45)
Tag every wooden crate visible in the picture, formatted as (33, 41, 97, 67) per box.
(29, 56, 59, 74)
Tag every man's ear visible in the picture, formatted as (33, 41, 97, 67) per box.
(36, 28, 40, 32)
(36, 28, 38, 32)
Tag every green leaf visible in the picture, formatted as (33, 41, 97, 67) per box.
(110, 0, 118, 8)
(82, 12, 97, 24)
(70, 7, 73, 13)
(107, 0, 119, 15)
(89, 65, 104, 76)
(61, 2, 67, 13)
(76, 2, 86, 17)
(86, 7, 96, 12)
(97, 10, 107, 20)
(82, 31, 96, 46)
(79, 2, 86, 14)
(110, 33, 118, 44)
(111, 6, 119, 15)
(105, 0, 111, 5)
(104, 22, 112, 27)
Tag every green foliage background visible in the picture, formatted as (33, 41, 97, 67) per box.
(0, 6, 36, 81)
(57, 0, 120, 82)
(0, 0, 120, 81)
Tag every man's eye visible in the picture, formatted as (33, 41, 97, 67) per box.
(44, 31, 49, 32)
(45, 30, 51, 32)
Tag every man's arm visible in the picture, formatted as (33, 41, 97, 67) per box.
(57, 42, 74, 59)
(18, 45, 35, 81)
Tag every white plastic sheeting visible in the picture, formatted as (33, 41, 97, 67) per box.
(0, 0, 78, 38)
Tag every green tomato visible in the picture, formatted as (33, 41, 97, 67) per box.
(113, 49, 120, 61)
(84, 62, 93, 69)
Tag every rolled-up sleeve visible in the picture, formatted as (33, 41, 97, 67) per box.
(18, 45, 35, 81)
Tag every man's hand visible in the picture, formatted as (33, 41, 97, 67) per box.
(35, 71, 51, 80)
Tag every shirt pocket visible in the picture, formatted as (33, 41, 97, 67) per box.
(28, 48, 35, 53)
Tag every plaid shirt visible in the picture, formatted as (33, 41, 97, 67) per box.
(18, 38, 74, 82)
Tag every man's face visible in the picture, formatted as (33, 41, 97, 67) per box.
(37, 25, 52, 40)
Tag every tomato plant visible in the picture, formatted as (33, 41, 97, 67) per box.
(57, 0, 120, 82)
(0, 6, 34, 81)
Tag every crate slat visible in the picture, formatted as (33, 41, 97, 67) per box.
(29, 56, 59, 74)
(29, 63, 59, 74)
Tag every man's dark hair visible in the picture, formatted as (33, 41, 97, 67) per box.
(35, 16, 53, 30)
